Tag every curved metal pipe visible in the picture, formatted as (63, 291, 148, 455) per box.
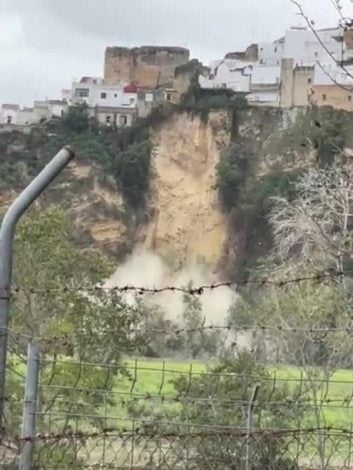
(0, 146, 75, 428)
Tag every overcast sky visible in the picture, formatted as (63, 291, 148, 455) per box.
(0, 0, 345, 105)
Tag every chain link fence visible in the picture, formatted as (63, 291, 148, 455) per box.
(3, 328, 353, 469)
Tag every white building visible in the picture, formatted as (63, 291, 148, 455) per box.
(17, 107, 36, 126)
(0, 104, 20, 124)
(64, 76, 138, 127)
(282, 26, 349, 65)
(69, 77, 137, 110)
(248, 65, 281, 105)
(314, 59, 353, 86)
(258, 38, 285, 66)
(0, 99, 68, 127)
(47, 100, 68, 118)
(199, 59, 254, 92)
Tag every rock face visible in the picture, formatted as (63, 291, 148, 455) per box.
(140, 111, 231, 267)
(0, 106, 317, 273)
(0, 160, 128, 255)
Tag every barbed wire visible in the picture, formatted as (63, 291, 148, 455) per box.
(5, 322, 353, 352)
(4, 269, 351, 298)
(35, 386, 353, 408)
(12, 426, 353, 442)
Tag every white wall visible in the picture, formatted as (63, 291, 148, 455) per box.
(251, 65, 281, 85)
(71, 81, 137, 109)
(248, 90, 280, 104)
(283, 28, 343, 65)
(258, 41, 284, 66)
(96, 111, 134, 127)
(0, 108, 18, 124)
(17, 109, 36, 125)
(199, 60, 253, 92)
(48, 103, 68, 117)
(314, 61, 353, 85)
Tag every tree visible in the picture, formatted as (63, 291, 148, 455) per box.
(180, 286, 219, 358)
(228, 164, 353, 467)
(114, 140, 152, 208)
(216, 143, 249, 211)
(6, 206, 150, 466)
(63, 103, 90, 133)
(127, 353, 302, 469)
(269, 162, 353, 284)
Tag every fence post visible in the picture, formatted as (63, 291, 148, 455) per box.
(19, 343, 40, 470)
(245, 385, 260, 470)
(0, 146, 74, 429)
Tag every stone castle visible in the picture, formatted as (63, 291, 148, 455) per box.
(104, 46, 190, 88)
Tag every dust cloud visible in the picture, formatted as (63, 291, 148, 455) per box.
(106, 249, 236, 326)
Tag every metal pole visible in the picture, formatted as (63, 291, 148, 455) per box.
(19, 343, 40, 470)
(245, 385, 260, 470)
(0, 146, 74, 429)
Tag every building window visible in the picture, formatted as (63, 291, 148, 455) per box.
(259, 59, 264, 64)
(130, 97, 135, 104)
(6, 115, 12, 124)
(308, 78, 312, 84)
(75, 88, 89, 98)
(114, 93, 117, 98)
(322, 94, 327, 101)
(274, 47, 277, 53)
(348, 95, 352, 102)
(101, 92, 107, 99)
(106, 116, 111, 124)
(119, 115, 128, 126)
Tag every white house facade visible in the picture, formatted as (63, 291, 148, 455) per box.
(199, 60, 254, 92)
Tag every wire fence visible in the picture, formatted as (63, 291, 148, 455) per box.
(3, 335, 353, 468)
(3, 275, 353, 468)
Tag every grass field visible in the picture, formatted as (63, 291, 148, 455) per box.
(10, 355, 353, 428)
(109, 359, 353, 429)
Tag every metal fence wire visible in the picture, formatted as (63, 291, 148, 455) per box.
(3, 271, 353, 468)
(3, 331, 353, 469)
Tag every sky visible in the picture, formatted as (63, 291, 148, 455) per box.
(0, 0, 346, 105)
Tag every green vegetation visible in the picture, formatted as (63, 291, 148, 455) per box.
(216, 142, 249, 210)
(114, 358, 353, 430)
(114, 140, 152, 207)
(63, 103, 90, 133)
(0, 104, 156, 209)
(124, 353, 303, 469)
(284, 106, 349, 166)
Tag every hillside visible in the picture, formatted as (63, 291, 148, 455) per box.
(0, 104, 350, 279)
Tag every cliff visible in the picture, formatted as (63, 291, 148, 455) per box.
(140, 111, 230, 266)
(1, 104, 348, 278)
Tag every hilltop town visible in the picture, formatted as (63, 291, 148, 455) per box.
(2, 25, 353, 130)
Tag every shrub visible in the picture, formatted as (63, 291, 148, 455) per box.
(216, 143, 248, 211)
(63, 104, 90, 133)
(114, 140, 152, 207)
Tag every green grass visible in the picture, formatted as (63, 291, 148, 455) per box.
(10, 355, 353, 430)
(109, 359, 353, 430)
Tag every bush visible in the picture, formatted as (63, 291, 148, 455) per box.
(63, 104, 90, 133)
(252, 171, 300, 203)
(114, 140, 152, 207)
(127, 353, 301, 469)
(216, 143, 249, 210)
(284, 106, 348, 167)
